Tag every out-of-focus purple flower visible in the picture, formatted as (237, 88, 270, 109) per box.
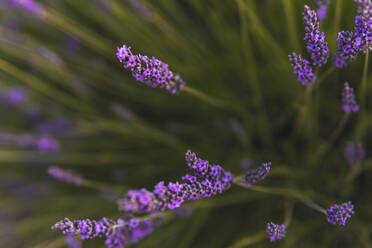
(116, 44, 185, 94)
(303, 5, 329, 67)
(37, 118, 71, 135)
(266, 222, 286, 242)
(65, 235, 82, 248)
(48, 166, 84, 186)
(36, 135, 59, 151)
(342, 82, 359, 112)
(288, 53, 316, 85)
(244, 162, 271, 186)
(95, 0, 111, 12)
(126, 0, 153, 19)
(5, 87, 27, 106)
(314, 0, 330, 20)
(52, 215, 161, 248)
(65, 36, 81, 54)
(172, 206, 193, 218)
(345, 142, 365, 165)
(326, 201, 355, 226)
(12, 0, 45, 18)
(239, 158, 252, 170)
(118, 150, 233, 213)
(23, 107, 41, 121)
(110, 103, 137, 121)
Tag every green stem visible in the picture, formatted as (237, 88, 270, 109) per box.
(359, 49, 370, 113)
(233, 176, 326, 214)
(183, 86, 230, 110)
(227, 231, 266, 248)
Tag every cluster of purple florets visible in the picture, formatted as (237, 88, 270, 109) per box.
(244, 162, 271, 186)
(303, 5, 329, 67)
(314, 0, 330, 20)
(345, 142, 365, 165)
(266, 222, 286, 242)
(116, 44, 185, 94)
(326, 202, 355, 226)
(288, 53, 316, 85)
(52, 216, 160, 248)
(335, 0, 371, 67)
(118, 150, 233, 213)
(342, 82, 359, 112)
(289, 5, 329, 85)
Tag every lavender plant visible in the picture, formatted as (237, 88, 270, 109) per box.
(0, 0, 371, 247)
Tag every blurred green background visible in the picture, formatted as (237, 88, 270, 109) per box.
(0, 0, 371, 247)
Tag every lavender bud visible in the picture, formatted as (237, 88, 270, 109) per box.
(12, 0, 45, 18)
(345, 142, 365, 165)
(266, 222, 286, 242)
(48, 166, 84, 186)
(244, 162, 271, 186)
(303, 5, 329, 67)
(288, 53, 316, 85)
(116, 44, 185, 94)
(326, 201, 355, 226)
(314, 0, 330, 20)
(342, 82, 359, 112)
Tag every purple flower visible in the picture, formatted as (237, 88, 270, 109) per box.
(36, 135, 59, 151)
(289, 53, 316, 85)
(12, 0, 45, 17)
(354, 15, 372, 52)
(354, 0, 372, 19)
(5, 87, 27, 106)
(118, 150, 233, 213)
(52, 216, 161, 248)
(244, 162, 271, 186)
(326, 201, 355, 226)
(126, 0, 153, 19)
(342, 82, 359, 112)
(345, 142, 365, 165)
(65, 236, 82, 248)
(303, 5, 329, 67)
(266, 222, 286, 242)
(335, 31, 360, 67)
(314, 0, 330, 20)
(48, 166, 84, 186)
(239, 158, 252, 170)
(116, 44, 185, 94)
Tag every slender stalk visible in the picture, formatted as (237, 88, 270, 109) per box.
(359, 50, 370, 113)
(284, 200, 294, 227)
(311, 112, 350, 167)
(227, 231, 266, 248)
(233, 176, 326, 214)
(282, 0, 301, 52)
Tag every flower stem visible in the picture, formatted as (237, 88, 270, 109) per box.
(359, 49, 369, 115)
(233, 176, 326, 214)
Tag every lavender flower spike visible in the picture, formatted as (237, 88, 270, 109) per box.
(314, 0, 330, 20)
(12, 0, 45, 17)
(52, 216, 161, 248)
(118, 150, 233, 213)
(303, 5, 329, 67)
(48, 166, 84, 186)
(266, 222, 286, 242)
(289, 53, 316, 85)
(345, 142, 365, 165)
(342, 82, 359, 112)
(116, 44, 185, 94)
(244, 162, 271, 186)
(326, 201, 355, 226)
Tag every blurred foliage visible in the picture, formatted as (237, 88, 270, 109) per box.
(0, 0, 371, 247)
